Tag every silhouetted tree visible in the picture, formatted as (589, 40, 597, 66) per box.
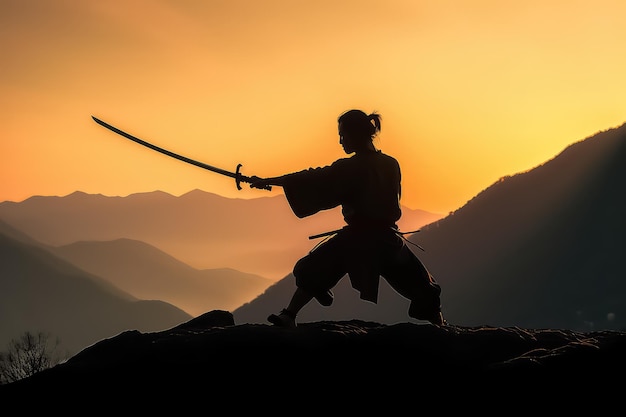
(0, 331, 63, 384)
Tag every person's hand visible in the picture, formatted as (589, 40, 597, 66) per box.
(249, 176, 270, 190)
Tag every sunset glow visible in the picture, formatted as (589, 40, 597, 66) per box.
(2, 0, 626, 214)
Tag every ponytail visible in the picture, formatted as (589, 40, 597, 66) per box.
(368, 112, 382, 137)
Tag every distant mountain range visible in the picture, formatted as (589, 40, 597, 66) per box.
(51, 238, 270, 317)
(0, 188, 440, 356)
(0, 190, 442, 281)
(0, 217, 276, 355)
(234, 122, 626, 332)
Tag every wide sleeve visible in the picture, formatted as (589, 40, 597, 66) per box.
(281, 163, 346, 218)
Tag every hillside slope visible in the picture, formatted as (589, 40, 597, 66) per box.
(0, 228, 191, 355)
(52, 238, 271, 316)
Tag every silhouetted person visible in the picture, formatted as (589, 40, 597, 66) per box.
(250, 109, 444, 327)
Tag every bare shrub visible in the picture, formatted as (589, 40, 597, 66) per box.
(0, 331, 64, 384)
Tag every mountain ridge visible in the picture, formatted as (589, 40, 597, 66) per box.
(51, 237, 271, 317)
(0, 228, 192, 355)
(411, 121, 626, 329)
(0, 190, 442, 280)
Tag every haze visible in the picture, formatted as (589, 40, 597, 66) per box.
(2, 0, 625, 214)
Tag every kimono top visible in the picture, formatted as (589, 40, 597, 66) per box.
(281, 150, 403, 302)
(281, 150, 402, 226)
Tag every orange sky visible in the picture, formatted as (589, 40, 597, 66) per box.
(2, 0, 625, 214)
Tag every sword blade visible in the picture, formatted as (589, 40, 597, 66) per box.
(92, 116, 239, 179)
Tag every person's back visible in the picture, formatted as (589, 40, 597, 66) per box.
(336, 150, 401, 228)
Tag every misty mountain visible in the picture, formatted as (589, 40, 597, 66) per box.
(0, 220, 191, 355)
(0, 218, 41, 246)
(51, 238, 270, 317)
(413, 122, 626, 330)
(234, 122, 626, 331)
(0, 191, 442, 281)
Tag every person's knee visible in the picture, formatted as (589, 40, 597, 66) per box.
(293, 256, 312, 277)
(314, 289, 334, 306)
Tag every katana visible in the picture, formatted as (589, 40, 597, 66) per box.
(92, 116, 270, 191)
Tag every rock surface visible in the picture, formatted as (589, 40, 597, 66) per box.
(2, 310, 624, 406)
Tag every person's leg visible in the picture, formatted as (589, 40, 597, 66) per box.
(286, 287, 315, 313)
(268, 234, 347, 327)
(382, 244, 445, 326)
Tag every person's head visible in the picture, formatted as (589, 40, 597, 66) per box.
(338, 109, 381, 154)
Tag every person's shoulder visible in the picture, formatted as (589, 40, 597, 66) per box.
(376, 150, 394, 158)
(376, 152, 401, 173)
(376, 151, 400, 163)
(331, 156, 354, 167)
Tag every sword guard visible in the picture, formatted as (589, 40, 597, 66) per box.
(235, 164, 243, 190)
(235, 163, 271, 191)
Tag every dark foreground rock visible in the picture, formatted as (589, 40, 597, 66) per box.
(2, 310, 625, 406)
